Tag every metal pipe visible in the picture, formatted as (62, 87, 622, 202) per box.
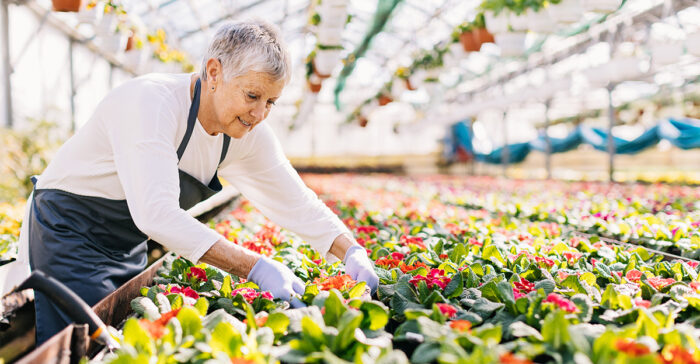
(607, 83, 615, 182)
(69, 38, 76, 132)
(1, 0, 12, 128)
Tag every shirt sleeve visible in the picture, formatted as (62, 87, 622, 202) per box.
(104, 83, 222, 263)
(219, 124, 351, 261)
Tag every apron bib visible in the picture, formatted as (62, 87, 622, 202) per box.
(28, 78, 229, 344)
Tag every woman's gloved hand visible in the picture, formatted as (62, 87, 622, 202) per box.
(247, 257, 306, 308)
(343, 245, 379, 294)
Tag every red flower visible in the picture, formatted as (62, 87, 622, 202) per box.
(391, 252, 405, 260)
(690, 282, 700, 292)
(615, 339, 651, 357)
(625, 269, 643, 282)
(513, 277, 535, 293)
(436, 303, 456, 318)
(513, 288, 526, 300)
(634, 299, 651, 308)
(400, 235, 426, 250)
(409, 269, 451, 290)
(499, 352, 533, 364)
(557, 271, 570, 281)
(439, 253, 449, 260)
(186, 267, 208, 282)
(686, 261, 699, 269)
(356, 225, 379, 235)
(535, 256, 555, 267)
(467, 238, 483, 247)
(169, 286, 200, 300)
(312, 259, 323, 265)
(375, 257, 402, 269)
(647, 277, 676, 290)
(562, 251, 582, 264)
(543, 293, 578, 313)
(449, 320, 471, 332)
(232, 287, 273, 303)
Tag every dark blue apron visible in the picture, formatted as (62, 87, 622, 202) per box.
(28, 78, 230, 344)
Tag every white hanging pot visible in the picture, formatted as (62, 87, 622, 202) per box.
(314, 49, 343, 76)
(316, 24, 343, 45)
(526, 9, 557, 34)
(95, 12, 117, 36)
(608, 56, 644, 83)
(484, 11, 509, 35)
(649, 40, 683, 66)
(548, 0, 583, 24)
(318, 3, 348, 28)
(687, 31, 700, 57)
(495, 32, 527, 57)
(77, 2, 102, 24)
(321, 0, 347, 7)
(509, 11, 529, 32)
(123, 48, 148, 73)
(583, 0, 622, 13)
(582, 64, 611, 88)
(99, 32, 127, 55)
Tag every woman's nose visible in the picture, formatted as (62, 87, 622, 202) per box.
(250, 102, 266, 122)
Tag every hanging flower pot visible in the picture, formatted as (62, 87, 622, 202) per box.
(307, 73, 323, 93)
(405, 78, 416, 91)
(484, 11, 510, 35)
(509, 11, 529, 32)
(473, 27, 495, 49)
(314, 48, 343, 76)
(687, 31, 700, 57)
(52, 0, 82, 12)
(99, 32, 127, 56)
(583, 0, 622, 13)
(95, 12, 117, 36)
(495, 32, 527, 57)
(649, 39, 683, 66)
(547, 0, 583, 24)
(316, 24, 343, 45)
(526, 9, 557, 34)
(318, 3, 348, 28)
(459, 31, 479, 52)
(77, 0, 102, 24)
(608, 56, 644, 83)
(358, 114, 369, 127)
(378, 94, 393, 106)
(124, 48, 148, 73)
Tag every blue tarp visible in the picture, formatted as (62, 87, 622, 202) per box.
(446, 117, 700, 164)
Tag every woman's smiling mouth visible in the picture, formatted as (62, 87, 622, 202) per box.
(238, 117, 252, 127)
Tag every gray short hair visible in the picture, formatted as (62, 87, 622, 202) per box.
(200, 20, 291, 84)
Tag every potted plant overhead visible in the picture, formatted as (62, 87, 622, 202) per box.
(314, 44, 344, 76)
(52, 0, 82, 12)
(395, 67, 416, 91)
(480, 0, 510, 35)
(77, 0, 102, 24)
(455, 22, 479, 52)
(547, 0, 583, 24)
(305, 51, 323, 93)
(95, 1, 125, 36)
(472, 13, 495, 49)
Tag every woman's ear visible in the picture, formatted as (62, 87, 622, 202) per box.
(205, 58, 221, 86)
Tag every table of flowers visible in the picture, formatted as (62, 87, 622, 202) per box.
(81, 174, 700, 363)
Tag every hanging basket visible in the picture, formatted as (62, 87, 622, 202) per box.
(509, 12, 529, 32)
(123, 48, 148, 73)
(526, 9, 557, 33)
(484, 11, 509, 35)
(52, 0, 82, 12)
(687, 31, 700, 57)
(378, 94, 393, 106)
(99, 33, 127, 56)
(316, 25, 343, 45)
(314, 49, 342, 76)
(649, 40, 683, 66)
(307, 74, 323, 93)
(318, 3, 348, 28)
(473, 27, 495, 49)
(495, 32, 527, 57)
(77, 2, 102, 24)
(95, 12, 117, 36)
(547, 0, 583, 24)
(583, 0, 622, 13)
(459, 31, 479, 52)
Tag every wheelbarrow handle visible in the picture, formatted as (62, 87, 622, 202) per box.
(14, 270, 120, 350)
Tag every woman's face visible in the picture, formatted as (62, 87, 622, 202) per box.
(206, 64, 285, 139)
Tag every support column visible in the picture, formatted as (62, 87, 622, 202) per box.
(544, 99, 552, 180)
(69, 38, 76, 132)
(607, 83, 616, 182)
(501, 110, 509, 178)
(1, 0, 12, 128)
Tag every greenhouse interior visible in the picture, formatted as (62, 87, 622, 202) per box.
(1, 0, 700, 363)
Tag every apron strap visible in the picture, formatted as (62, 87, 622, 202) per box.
(177, 78, 200, 161)
(219, 135, 230, 166)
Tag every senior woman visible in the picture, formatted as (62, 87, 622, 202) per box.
(19, 20, 378, 344)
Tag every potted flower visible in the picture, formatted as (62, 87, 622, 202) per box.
(480, 0, 510, 35)
(547, 0, 584, 24)
(52, 0, 82, 12)
(314, 44, 344, 76)
(472, 13, 495, 49)
(77, 0, 102, 24)
(395, 67, 416, 91)
(124, 32, 149, 73)
(95, 1, 125, 36)
(99, 19, 128, 56)
(316, 0, 348, 28)
(495, 31, 528, 57)
(317, 24, 343, 45)
(524, 0, 556, 34)
(454, 22, 479, 52)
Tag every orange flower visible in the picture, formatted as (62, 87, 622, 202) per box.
(243, 313, 268, 327)
(449, 320, 471, 332)
(659, 345, 700, 364)
(314, 274, 357, 291)
(139, 319, 165, 339)
(499, 352, 532, 364)
(615, 339, 651, 357)
(399, 261, 428, 273)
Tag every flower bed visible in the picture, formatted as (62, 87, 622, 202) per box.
(90, 174, 700, 363)
(0, 200, 25, 264)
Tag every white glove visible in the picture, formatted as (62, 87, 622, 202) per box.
(343, 245, 379, 294)
(248, 257, 306, 307)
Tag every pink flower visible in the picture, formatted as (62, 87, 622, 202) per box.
(356, 225, 379, 235)
(625, 269, 643, 282)
(169, 285, 200, 300)
(690, 282, 700, 292)
(409, 269, 451, 290)
(543, 293, 578, 313)
(513, 288, 526, 300)
(634, 299, 651, 308)
(513, 277, 535, 293)
(186, 267, 208, 282)
(647, 277, 675, 290)
(685, 261, 699, 269)
(400, 235, 426, 250)
(436, 303, 456, 318)
(312, 259, 322, 265)
(562, 251, 582, 264)
(557, 271, 570, 281)
(232, 287, 273, 303)
(391, 252, 405, 260)
(535, 256, 555, 267)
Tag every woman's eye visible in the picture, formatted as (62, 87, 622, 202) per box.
(267, 100, 276, 106)
(247, 93, 258, 100)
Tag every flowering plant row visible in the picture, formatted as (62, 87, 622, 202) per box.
(91, 174, 700, 364)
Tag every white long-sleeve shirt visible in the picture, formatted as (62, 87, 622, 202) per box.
(18, 73, 349, 265)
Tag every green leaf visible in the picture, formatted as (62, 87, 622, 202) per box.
(301, 316, 325, 348)
(451, 243, 467, 262)
(323, 290, 346, 327)
(155, 293, 171, 314)
(194, 297, 209, 316)
(220, 275, 232, 298)
(534, 279, 556, 294)
(508, 321, 543, 341)
(560, 275, 588, 295)
(210, 321, 242, 357)
(122, 318, 154, 355)
(470, 298, 504, 319)
(482, 245, 506, 265)
(177, 306, 203, 338)
(541, 310, 570, 350)
(347, 281, 367, 299)
(479, 281, 501, 303)
(601, 285, 633, 310)
(411, 341, 442, 364)
(334, 309, 363, 352)
(265, 312, 290, 336)
(302, 284, 320, 304)
(444, 271, 463, 299)
(360, 301, 389, 331)
(130, 297, 161, 321)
